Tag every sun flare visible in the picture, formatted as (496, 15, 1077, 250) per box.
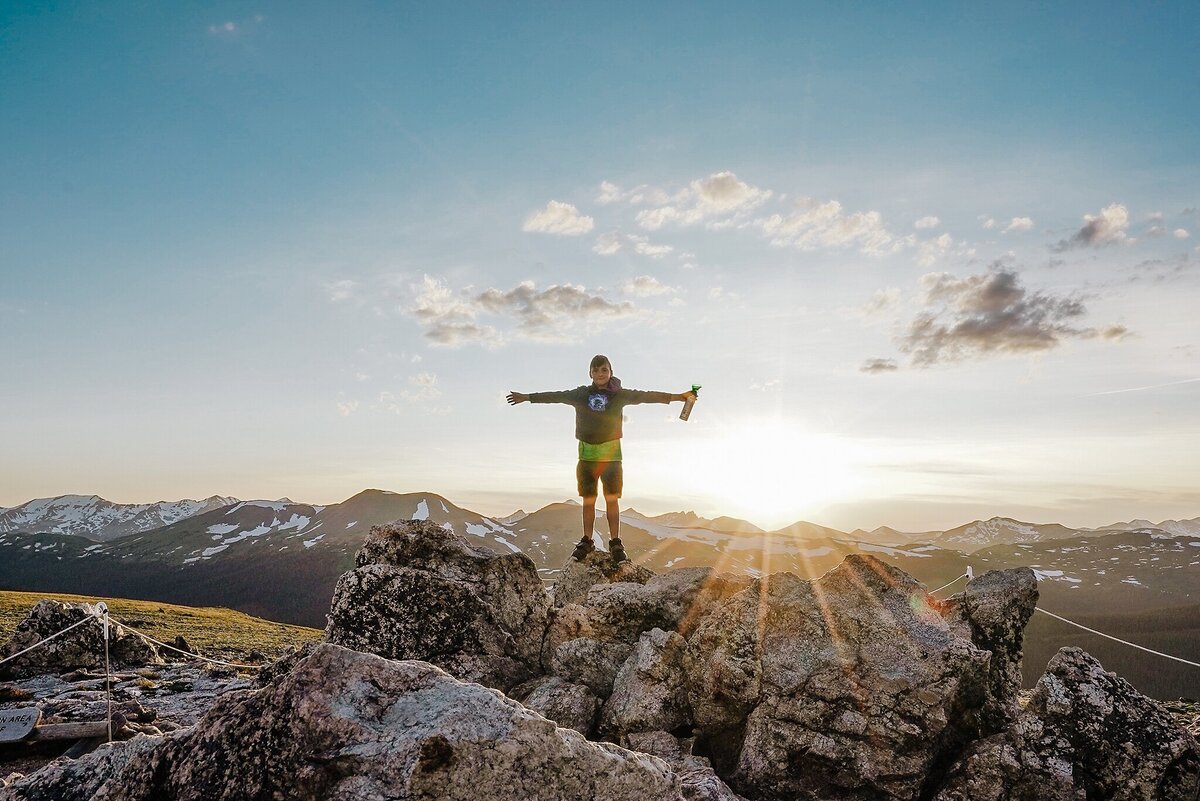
(651, 418, 868, 529)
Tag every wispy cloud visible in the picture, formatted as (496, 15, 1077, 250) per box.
(596, 181, 670, 206)
(915, 216, 940, 230)
(635, 171, 772, 230)
(841, 288, 901, 321)
(758, 197, 897, 254)
(522, 200, 594, 236)
(621, 275, 677, 296)
(326, 279, 358, 302)
(890, 266, 1130, 367)
(1079, 377, 1200, 397)
(379, 372, 447, 415)
(860, 358, 898, 373)
(1051, 203, 1131, 252)
(592, 231, 674, 258)
(981, 215, 1034, 233)
(408, 275, 641, 347)
(207, 15, 265, 36)
(1126, 253, 1194, 284)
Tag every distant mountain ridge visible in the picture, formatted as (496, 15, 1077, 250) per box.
(0, 494, 239, 542)
(0, 489, 1197, 698)
(2, 491, 1197, 551)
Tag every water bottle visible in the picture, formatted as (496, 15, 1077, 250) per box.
(679, 384, 701, 421)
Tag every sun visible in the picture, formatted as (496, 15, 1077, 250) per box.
(661, 418, 868, 529)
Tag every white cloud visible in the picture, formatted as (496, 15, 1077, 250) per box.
(592, 231, 623, 255)
(759, 197, 895, 254)
(915, 216, 941, 230)
(354, 372, 370, 382)
(400, 372, 442, 402)
(621, 276, 676, 296)
(1003, 217, 1034, 233)
(981, 217, 998, 230)
(207, 15, 264, 35)
(596, 181, 670, 206)
(635, 171, 772, 230)
(592, 231, 674, 258)
(861, 288, 902, 317)
(522, 200, 594, 236)
(336, 400, 359, 417)
(1052, 203, 1131, 251)
(917, 233, 955, 268)
(326, 279, 358, 302)
(407, 275, 642, 347)
(1174, 228, 1190, 239)
(749, 379, 782, 392)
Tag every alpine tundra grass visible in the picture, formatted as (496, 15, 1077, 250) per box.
(0, 589, 323, 661)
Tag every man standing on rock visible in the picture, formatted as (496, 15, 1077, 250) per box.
(507, 354, 696, 565)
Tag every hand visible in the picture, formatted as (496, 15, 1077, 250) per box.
(680, 391, 697, 403)
(506, 391, 528, 405)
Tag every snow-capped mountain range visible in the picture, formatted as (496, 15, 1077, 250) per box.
(0, 494, 239, 542)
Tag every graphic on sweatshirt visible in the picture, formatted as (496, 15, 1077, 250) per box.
(588, 393, 609, 412)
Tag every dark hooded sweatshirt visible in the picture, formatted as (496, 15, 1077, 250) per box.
(528, 377, 673, 444)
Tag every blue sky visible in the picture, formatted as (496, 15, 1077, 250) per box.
(3, 2, 1198, 531)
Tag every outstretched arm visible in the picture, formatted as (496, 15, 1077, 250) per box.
(624, 389, 698, 405)
(508, 388, 580, 405)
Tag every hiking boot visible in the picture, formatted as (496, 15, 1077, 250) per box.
(571, 537, 595, 561)
(609, 537, 628, 564)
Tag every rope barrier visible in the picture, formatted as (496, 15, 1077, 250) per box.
(929, 565, 974, 595)
(108, 617, 263, 670)
(929, 573, 969, 595)
(1033, 606, 1200, 669)
(0, 604, 262, 673)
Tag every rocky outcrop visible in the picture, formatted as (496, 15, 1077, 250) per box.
(935, 646, 1200, 801)
(600, 627, 692, 737)
(940, 566, 1038, 730)
(325, 520, 549, 692)
(59, 644, 699, 801)
(687, 556, 997, 801)
(0, 601, 161, 680)
(5, 523, 1196, 801)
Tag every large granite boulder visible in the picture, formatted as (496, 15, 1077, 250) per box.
(934, 646, 1200, 801)
(509, 674, 600, 736)
(600, 627, 692, 737)
(0, 600, 161, 680)
(687, 556, 995, 801)
(73, 644, 702, 801)
(325, 520, 549, 692)
(940, 567, 1038, 730)
(552, 549, 655, 608)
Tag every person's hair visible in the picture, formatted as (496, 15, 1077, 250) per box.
(589, 354, 612, 372)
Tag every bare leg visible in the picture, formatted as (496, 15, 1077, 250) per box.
(604, 493, 620, 540)
(582, 496, 597, 541)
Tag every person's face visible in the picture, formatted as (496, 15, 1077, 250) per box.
(590, 362, 612, 387)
